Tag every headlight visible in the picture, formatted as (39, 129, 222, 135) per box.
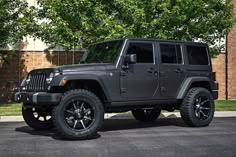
(46, 72, 54, 84)
(26, 75, 31, 84)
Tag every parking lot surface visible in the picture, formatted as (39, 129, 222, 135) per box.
(0, 117, 236, 157)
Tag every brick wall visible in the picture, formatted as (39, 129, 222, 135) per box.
(0, 51, 83, 102)
(226, 0, 236, 99)
(211, 54, 226, 100)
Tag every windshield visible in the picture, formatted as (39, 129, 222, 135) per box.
(80, 40, 124, 64)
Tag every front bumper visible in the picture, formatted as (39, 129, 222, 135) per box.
(14, 92, 62, 105)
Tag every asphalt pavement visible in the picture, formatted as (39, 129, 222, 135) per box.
(0, 116, 236, 157)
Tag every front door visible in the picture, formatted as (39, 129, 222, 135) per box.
(158, 43, 186, 97)
(120, 41, 159, 100)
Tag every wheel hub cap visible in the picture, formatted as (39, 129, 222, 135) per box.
(64, 100, 94, 131)
(194, 96, 211, 120)
(75, 109, 83, 119)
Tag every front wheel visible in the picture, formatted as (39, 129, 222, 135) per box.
(180, 88, 215, 127)
(53, 89, 104, 140)
(22, 106, 54, 130)
(132, 108, 161, 122)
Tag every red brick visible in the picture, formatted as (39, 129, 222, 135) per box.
(0, 51, 83, 102)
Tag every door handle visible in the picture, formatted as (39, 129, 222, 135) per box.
(175, 68, 183, 73)
(147, 68, 154, 74)
(148, 68, 158, 75)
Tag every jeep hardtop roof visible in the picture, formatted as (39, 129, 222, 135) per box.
(93, 38, 208, 47)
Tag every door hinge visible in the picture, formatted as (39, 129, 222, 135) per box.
(121, 88, 126, 93)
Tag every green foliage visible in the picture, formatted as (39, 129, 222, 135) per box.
(1, 0, 235, 56)
(0, 0, 31, 46)
(0, 0, 35, 60)
(32, 0, 235, 54)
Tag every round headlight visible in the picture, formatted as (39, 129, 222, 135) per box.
(49, 72, 54, 78)
(46, 72, 54, 84)
(26, 75, 31, 84)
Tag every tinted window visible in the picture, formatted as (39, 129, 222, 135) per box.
(81, 40, 124, 64)
(187, 45, 209, 65)
(127, 42, 154, 63)
(160, 44, 182, 64)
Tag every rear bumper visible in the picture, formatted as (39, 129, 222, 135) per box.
(212, 90, 218, 100)
(211, 81, 219, 100)
(14, 92, 62, 105)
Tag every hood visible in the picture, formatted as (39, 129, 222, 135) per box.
(56, 63, 115, 73)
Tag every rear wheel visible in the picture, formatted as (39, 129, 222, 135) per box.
(132, 108, 161, 122)
(22, 106, 54, 130)
(180, 88, 215, 127)
(53, 89, 104, 140)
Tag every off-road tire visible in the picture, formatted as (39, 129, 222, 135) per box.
(53, 89, 104, 140)
(180, 88, 215, 127)
(22, 106, 54, 130)
(132, 109, 161, 122)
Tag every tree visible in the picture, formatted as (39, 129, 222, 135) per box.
(0, 0, 35, 60)
(32, 0, 235, 55)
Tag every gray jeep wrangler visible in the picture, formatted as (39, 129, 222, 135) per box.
(14, 38, 218, 140)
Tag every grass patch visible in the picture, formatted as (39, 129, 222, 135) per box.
(0, 100, 236, 116)
(215, 100, 236, 111)
(0, 103, 22, 116)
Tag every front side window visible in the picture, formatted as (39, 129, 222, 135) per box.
(160, 44, 182, 64)
(187, 45, 209, 65)
(126, 42, 154, 63)
(80, 40, 124, 64)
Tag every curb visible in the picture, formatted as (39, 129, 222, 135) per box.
(1, 111, 236, 122)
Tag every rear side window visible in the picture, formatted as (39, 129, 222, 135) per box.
(187, 45, 209, 65)
(127, 42, 154, 63)
(160, 44, 182, 64)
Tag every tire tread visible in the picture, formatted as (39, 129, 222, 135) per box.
(52, 89, 104, 140)
(180, 87, 214, 127)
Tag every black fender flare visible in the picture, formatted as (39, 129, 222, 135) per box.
(50, 74, 111, 102)
(176, 77, 211, 99)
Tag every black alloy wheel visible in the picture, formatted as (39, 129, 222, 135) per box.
(193, 96, 211, 120)
(53, 89, 104, 140)
(64, 99, 95, 131)
(22, 106, 54, 130)
(180, 88, 215, 127)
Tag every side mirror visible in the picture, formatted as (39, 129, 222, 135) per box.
(124, 54, 137, 64)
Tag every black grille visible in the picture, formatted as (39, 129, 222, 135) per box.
(27, 73, 47, 91)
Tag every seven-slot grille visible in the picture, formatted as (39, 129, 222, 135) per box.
(27, 73, 47, 91)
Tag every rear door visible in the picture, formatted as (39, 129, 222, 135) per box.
(158, 42, 186, 97)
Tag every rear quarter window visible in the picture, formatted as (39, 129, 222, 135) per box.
(186, 45, 209, 65)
